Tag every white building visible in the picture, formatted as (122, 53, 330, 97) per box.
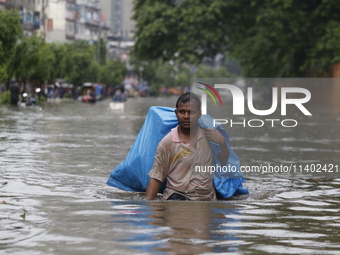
(45, 0, 77, 43)
(98, 0, 135, 60)
(4, 0, 108, 44)
(99, 0, 135, 40)
(76, 0, 99, 42)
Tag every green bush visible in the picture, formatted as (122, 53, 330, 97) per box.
(0, 90, 11, 104)
(63, 93, 73, 99)
(38, 94, 47, 102)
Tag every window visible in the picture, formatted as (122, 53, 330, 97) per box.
(66, 22, 74, 34)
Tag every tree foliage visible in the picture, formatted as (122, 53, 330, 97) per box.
(7, 36, 41, 86)
(0, 9, 125, 91)
(1, 33, 126, 90)
(63, 41, 99, 86)
(0, 90, 10, 104)
(0, 8, 22, 83)
(132, 0, 340, 77)
(133, 0, 226, 64)
(0, 8, 22, 61)
(49, 43, 68, 80)
(29, 41, 57, 86)
(130, 58, 234, 95)
(101, 60, 126, 86)
(99, 38, 107, 65)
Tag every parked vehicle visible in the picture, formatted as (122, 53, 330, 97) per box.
(81, 83, 96, 103)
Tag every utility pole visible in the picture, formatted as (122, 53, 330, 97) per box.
(96, 0, 101, 64)
(97, 15, 101, 64)
(41, 0, 48, 41)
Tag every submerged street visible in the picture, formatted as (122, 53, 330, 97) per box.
(1, 97, 340, 254)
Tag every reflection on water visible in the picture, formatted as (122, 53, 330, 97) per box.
(0, 96, 340, 254)
(109, 200, 244, 254)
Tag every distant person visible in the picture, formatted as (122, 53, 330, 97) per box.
(145, 92, 230, 201)
(113, 89, 122, 102)
(59, 87, 66, 99)
(113, 85, 126, 102)
(10, 81, 21, 106)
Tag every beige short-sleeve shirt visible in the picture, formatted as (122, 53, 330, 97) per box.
(148, 126, 216, 201)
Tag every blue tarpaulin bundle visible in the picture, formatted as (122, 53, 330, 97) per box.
(106, 106, 248, 198)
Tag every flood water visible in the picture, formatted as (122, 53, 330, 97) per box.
(1, 96, 340, 255)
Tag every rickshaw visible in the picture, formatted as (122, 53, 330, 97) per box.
(82, 82, 96, 103)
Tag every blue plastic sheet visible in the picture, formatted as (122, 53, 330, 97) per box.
(106, 106, 248, 198)
(199, 115, 249, 198)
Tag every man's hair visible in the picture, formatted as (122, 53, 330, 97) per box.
(176, 91, 201, 110)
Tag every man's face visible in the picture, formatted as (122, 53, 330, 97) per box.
(175, 100, 201, 130)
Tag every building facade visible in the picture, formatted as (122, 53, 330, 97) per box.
(45, 0, 76, 43)
(76, 0, 101, 42)
(0, 0, 6, 11)
(4, 0, 108, 44)
(99, 0, 135, 60)
(5, 0, 42, 37)
(66, 0, 77, 40)
(100, 0, 135, 40)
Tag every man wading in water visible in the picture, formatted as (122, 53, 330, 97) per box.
(145, 92, 230, 201)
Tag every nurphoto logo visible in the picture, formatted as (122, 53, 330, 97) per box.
(196, 82, 312, 128)
(196, 82, 223, 109)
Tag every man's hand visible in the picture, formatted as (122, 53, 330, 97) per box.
(205, 128, 230, 165)
(205, 128, 225, 145)
(145, 178, 162, 200)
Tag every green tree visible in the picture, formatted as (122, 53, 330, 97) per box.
(29, 41, 56, 87)
(132, 0, 340, 77)
(133, 0, 224, 64)
(100, 59, 126, 86)
(129, 57, 235, 95)
(0, 8, 23, 84)
(7, 35, 41, 87)
(223, 0, 340, 77)
(50, 43, 68, 81)
(64, 40, 100, 86)
(0, 90, 11, 104)
(99, 38, 107, 65)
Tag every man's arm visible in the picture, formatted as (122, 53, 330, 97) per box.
(205, 128, 230, 165)
(145, 178, 162, 200)
(217, 141, 230, 166)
